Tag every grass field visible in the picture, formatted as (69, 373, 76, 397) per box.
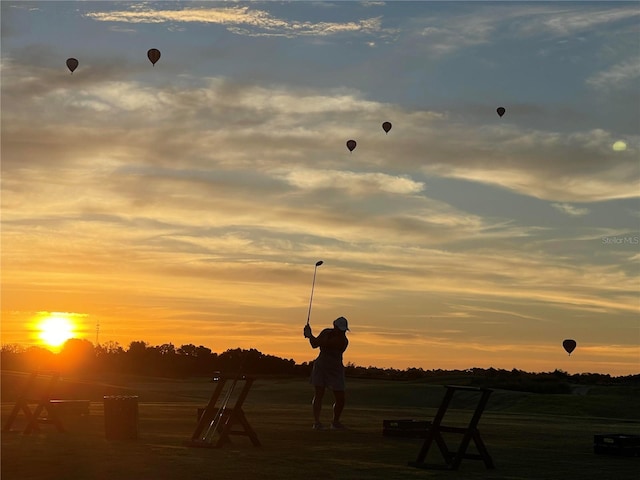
(1, 372, 638, 479)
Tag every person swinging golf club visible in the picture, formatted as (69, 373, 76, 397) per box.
(303, 316, 349, 430)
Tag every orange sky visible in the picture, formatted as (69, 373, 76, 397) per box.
(2, 260, 638, 375)
(1, 2, 639, 376)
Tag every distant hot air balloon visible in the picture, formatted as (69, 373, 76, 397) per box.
(496, 107, 506, 118)
(562, 339, 576, 356)
(147, 48, 161, 66)
(66, 58, 79, 74)
(346, 139, 357, 152)
(382, 121, 392, 134)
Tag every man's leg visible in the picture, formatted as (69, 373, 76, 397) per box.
(332, 390, 345, 426)
(313, 386, 325, 425)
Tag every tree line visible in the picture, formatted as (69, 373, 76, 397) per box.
(1, 339, 638, 393)
(0, 339, 300, 378)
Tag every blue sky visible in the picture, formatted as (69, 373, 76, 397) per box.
(1, 1, 638, 374)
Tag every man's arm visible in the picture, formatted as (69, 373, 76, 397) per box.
(308, 329, 330, 349)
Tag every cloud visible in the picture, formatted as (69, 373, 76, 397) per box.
(281, 168, 425, 195)
(586, 57, 640, 91)
(85, 5, 386, 38)
(411, 12, 499, 56)
(551, 203, 590, 217)
(419, 126, 639, 202)
(406, 5, 639, 57)
(417, 22, 493, 55)
(533, 8, 640, 37)
(513, 6, 640, 37)
(2, 57, 637, 208)
(2, 60, 638, 316)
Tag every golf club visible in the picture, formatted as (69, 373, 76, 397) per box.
(306, 260, 324, 327)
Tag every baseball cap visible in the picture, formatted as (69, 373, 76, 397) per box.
(333, 316, 350, 331)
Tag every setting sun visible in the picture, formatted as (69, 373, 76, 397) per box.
(38, 314, 76, 348)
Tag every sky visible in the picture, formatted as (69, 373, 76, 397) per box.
(1, 1, 639, 375)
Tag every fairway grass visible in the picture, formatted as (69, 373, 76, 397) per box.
(2, 374, 638, 479)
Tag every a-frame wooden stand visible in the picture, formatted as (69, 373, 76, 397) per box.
(408, 385, 495, 470)
(188, 376, 260, 448)
(2, 371, 65, 434)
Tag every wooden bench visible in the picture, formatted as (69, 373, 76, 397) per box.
(2, 371, 66, 434)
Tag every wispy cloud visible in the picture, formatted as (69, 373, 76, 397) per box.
(586, 57, 640, 91)
(515, 7, 640, 37)
(408, 5, 639, 57)
(407, 7, 530, 57)
(551, 203, 590, 217)
(281, 168, 425, 195)
(85, 6, 385, 38)
(537, 8, 640, 36)
(417, 20, 493, 55)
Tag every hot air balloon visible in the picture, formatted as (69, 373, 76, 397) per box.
(147, 48, 161, 66)
(382, 121, 392, 134)
(562, 339, 576, 356)
(496, 107, 506, 118)
(346, 139, 357, 152)
(66, 58, 79, 74)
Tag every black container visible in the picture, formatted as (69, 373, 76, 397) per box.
(594, 433, 640, 457)
(104, 395, 138, 440)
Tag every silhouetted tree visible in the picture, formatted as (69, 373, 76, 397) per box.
(58, 338, 95, 374)
(24, 346, 57, 372)
(177, 344, 197, 356)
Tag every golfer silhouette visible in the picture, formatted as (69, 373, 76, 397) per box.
(304, 316, 349, 430)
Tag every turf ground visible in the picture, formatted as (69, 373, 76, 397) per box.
(1, 373, 638, 479)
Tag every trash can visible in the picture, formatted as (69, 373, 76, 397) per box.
(104, 395, 138, 440)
